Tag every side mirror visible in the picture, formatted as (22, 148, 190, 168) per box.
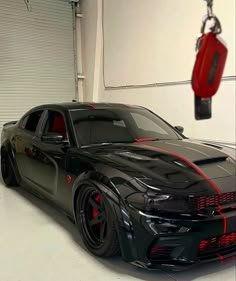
(175, 126, 184, 134)
(42, 133, 64, 144)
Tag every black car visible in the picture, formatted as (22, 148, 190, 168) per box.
(1, 102, 236, 270)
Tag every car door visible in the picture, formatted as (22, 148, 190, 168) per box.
(30, 109, 72, 210)
(14, 110, 45, 183)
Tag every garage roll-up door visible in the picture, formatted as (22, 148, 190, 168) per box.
(0, 0, 77, 129)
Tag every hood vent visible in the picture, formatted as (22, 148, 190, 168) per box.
(194, 156, 228, 166)
(202, 143, 222, 149)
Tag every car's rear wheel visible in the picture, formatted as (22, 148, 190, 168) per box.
(76, 183, 120, 257)
(1, 147, 17, 187)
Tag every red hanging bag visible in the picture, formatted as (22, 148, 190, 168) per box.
(191, 1, 228, 120)
(192, 32, 228, 99)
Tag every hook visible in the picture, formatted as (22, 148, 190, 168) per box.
(204, 0, 213, 17)
(24, 0, 32, 12)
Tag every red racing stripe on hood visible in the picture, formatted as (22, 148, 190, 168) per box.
(136, 143, 222, 195)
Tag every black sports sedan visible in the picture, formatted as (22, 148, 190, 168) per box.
(1, 102, 236, 270)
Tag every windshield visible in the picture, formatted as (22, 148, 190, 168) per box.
(70, 108, 183, 146)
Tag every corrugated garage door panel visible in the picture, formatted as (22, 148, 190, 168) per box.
(0, 0, 77, 129)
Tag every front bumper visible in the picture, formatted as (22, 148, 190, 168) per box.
(117, 206, 236, 271)
(130, 250, 236, 271)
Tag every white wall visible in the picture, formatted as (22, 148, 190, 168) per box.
(80, 0, 236, 144)
(103, 0, 235, 86)
(80, 0, 98, 101)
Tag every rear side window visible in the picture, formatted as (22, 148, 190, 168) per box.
(20, 110, 43, 133)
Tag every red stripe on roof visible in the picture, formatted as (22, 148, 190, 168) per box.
(86, 103, 96, 109)
(135, 138, 154, 143)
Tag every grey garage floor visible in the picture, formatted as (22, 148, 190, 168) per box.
(0, 178, 235, 281)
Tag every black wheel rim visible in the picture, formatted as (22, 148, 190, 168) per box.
(1, 150, 9, 180)
(78, 187, 108, 249)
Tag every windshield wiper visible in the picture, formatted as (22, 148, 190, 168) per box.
(81, 141, 134, 148)
(81, 143, 114, 148)
(152, 138, 180, 141)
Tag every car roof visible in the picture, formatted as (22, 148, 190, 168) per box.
(31, 102, 143, 111)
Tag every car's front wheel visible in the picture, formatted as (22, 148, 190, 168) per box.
(1, 147, 18, 187)
(76, 183, 120, 257)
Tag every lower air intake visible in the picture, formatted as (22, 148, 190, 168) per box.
(149, 246, 173, 261)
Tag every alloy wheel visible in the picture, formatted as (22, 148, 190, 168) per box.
(79, 187, 108, 249)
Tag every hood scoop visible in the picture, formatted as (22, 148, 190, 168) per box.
(194, 156, 228, 166)
(116, 151, 152, 161)
(202, 143, 222, 149)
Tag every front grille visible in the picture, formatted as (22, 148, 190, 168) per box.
(199, 232, 236, 254)
(191, 192, 236, 212)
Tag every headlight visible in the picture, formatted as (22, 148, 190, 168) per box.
(126, 192, 190, 214)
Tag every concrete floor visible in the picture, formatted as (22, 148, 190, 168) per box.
(0, 178, 235, 281)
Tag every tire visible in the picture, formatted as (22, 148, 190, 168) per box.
(1, 147, 18, 187)
(76, 183, 120, 257)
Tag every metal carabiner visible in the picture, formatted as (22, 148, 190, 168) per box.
(202, 0, 222, 34)
(200, 15, 222, 35)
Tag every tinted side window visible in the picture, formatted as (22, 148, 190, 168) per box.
(43, 110, 67, 140)
(19, 116, 28, 129)
(22, 110, 43, 133)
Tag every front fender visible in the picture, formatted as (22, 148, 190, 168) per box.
(71, 178, 139, 262)
(71, 177, 121, 221)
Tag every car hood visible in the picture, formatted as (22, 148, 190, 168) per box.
(87, 139, 236, 191)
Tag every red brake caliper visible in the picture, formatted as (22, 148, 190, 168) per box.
(92, 194, 101, 219)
